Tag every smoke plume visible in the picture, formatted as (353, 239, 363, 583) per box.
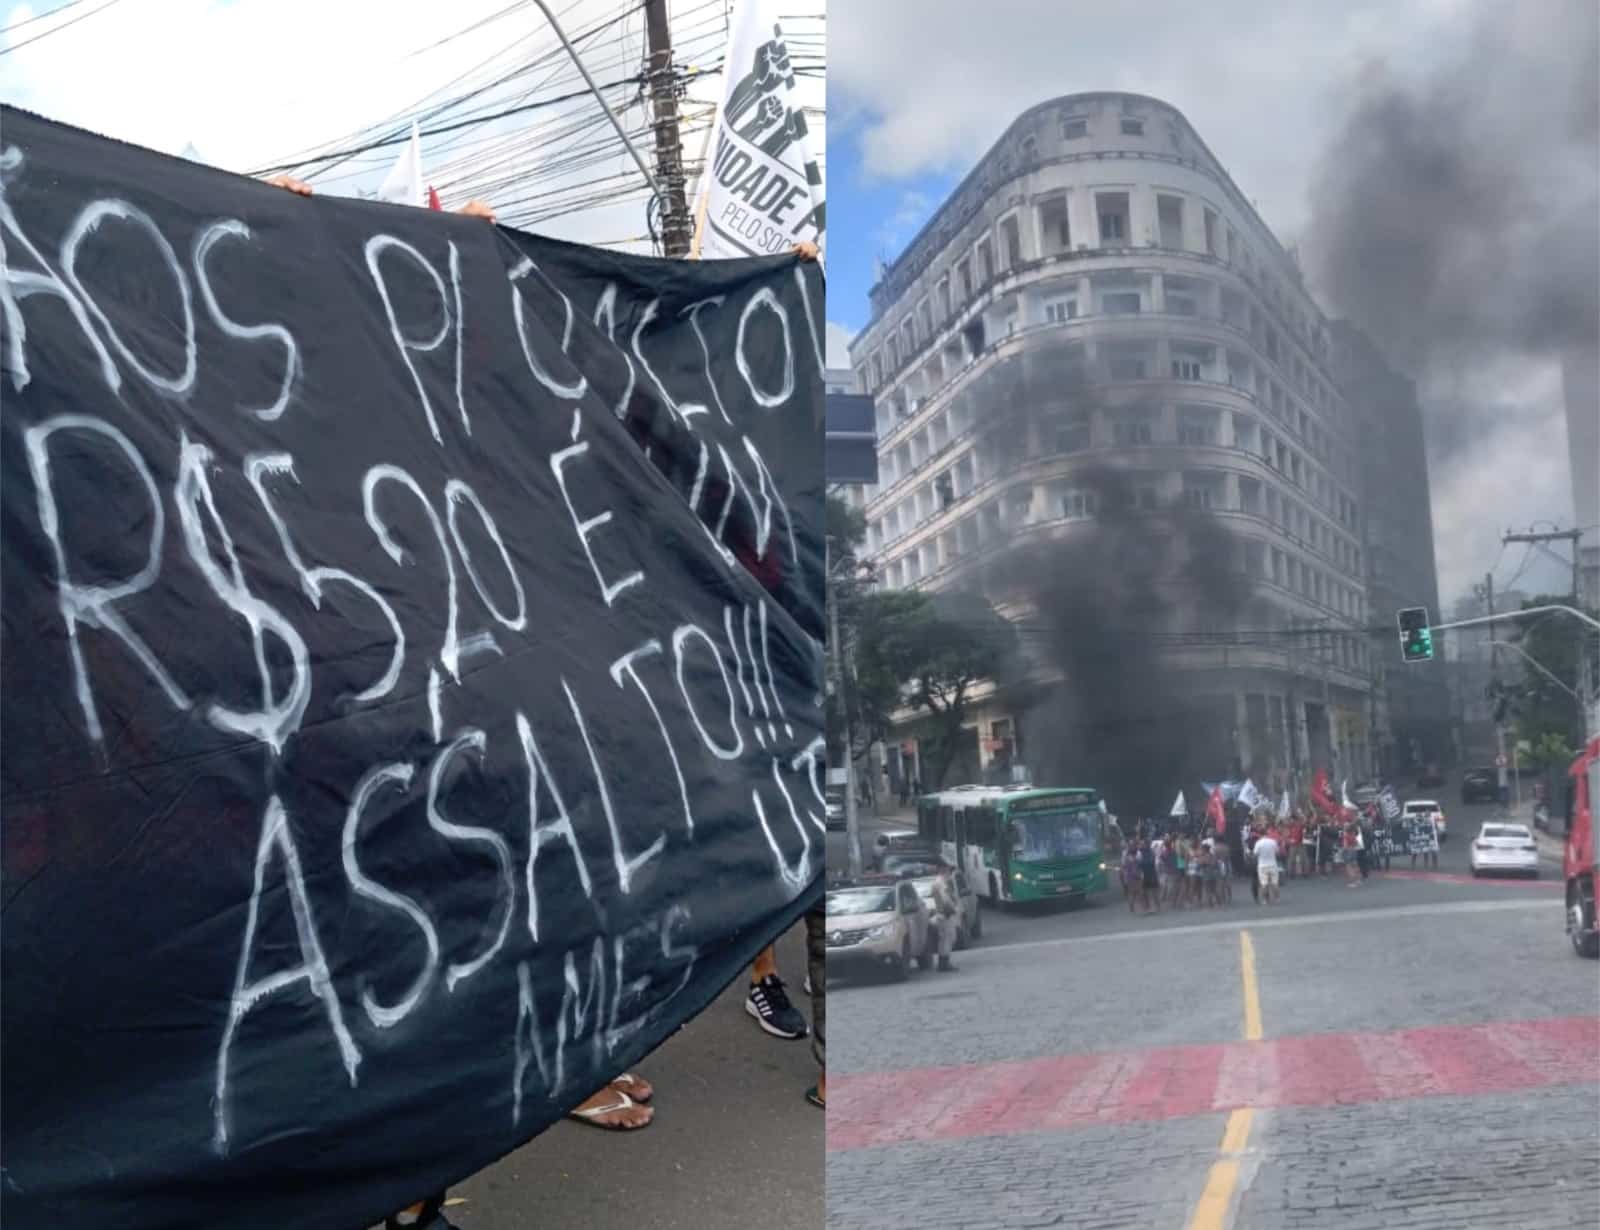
(1304, 0, 1598, 464)
(970, 346, 1253, 818)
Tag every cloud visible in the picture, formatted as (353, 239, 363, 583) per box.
(871, 188, 932, 255)
(825, 320, 854, 370)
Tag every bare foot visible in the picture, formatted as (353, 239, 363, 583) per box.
(266, 174, 313, 196)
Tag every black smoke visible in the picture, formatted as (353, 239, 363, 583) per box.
(969, 347, 1253, 818)
(1304, 0, 1599, 463)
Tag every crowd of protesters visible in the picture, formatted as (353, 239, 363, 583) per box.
(1117, 802, 1443, 915)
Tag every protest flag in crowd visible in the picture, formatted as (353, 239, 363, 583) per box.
(377, 119, 426, 207)
(1238, 779, 1263, 810)
(692, 0, 825, 258)
(1170, 789, 1188, 818)
(1207, 785, 1227, 835)
(427, 185, 443, 211)
(1278, 790, 1292, 820)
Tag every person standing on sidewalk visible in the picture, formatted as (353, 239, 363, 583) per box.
(929, 862, 961, 971)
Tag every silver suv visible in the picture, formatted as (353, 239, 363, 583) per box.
(825, 879, 932, 980)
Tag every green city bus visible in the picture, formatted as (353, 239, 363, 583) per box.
(916, 785, 1111, 904)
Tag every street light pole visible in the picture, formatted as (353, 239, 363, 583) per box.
(828, 562, 863, 880)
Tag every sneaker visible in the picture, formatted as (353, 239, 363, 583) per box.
(746, 975, 809, 1039)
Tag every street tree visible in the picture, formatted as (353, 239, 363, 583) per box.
(1509, 593, 1597, 760)
(855, 587, 1018, 789)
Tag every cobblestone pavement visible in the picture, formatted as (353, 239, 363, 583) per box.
(826, 876, 1599, 1229)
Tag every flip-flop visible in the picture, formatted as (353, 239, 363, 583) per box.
(805, 1085, 824, 1109)
(567, 1091, 653, 1131)
(609, 1072, 653, 1103)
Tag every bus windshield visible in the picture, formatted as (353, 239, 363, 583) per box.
(1010, 807, 1100, 860)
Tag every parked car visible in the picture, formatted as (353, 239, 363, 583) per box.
(825, 791, 846, 831)
(1470, 822, 1540, 878)
(825, 878, 932, 980)
(1403, 798, 1447, 843)
(909, 870, 983, 947)
(1461, 768, 1499, 805)
(871, 831, 937, 872)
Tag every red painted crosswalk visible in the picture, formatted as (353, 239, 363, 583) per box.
(827, 1015, 1600, 1152)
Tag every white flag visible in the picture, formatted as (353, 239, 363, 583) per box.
(1341, 779, 1355, 811)
(1239, 779, 1263, 810)
(694, 0, 824, 258)
(1169, 790, 1187, 818)
(1278, 790, 1292, 820)
(377, 121, 425, 208)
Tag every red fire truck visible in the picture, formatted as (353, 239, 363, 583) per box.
(1563, 735, 1600, 959)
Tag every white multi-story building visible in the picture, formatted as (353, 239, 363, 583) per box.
(849, 92, 1383, 801)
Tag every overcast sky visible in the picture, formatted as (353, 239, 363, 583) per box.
(1, 0, 823, 249)
(825, 0, 1598, 608)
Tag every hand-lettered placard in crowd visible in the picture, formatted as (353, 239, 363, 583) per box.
(0, 107, 825, 1230)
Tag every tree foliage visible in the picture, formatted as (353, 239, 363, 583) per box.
(1509, 593, 1596, 757)
(853, 587, 1017, 788)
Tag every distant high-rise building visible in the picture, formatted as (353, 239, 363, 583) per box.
(1331, 321, 1449, 775)
(1563, 345, 1599, 608)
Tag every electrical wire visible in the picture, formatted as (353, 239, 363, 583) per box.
(1, 0, 89, 33)
(0, 0, 126, 55)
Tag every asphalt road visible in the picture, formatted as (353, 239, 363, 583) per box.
(825, 800, 1598, 1230)
(377, 921, 822, 1230)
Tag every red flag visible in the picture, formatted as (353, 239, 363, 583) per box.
(1207, 785, 1226, 835)
(1309, 769, 1341, 821)
(427, 185, 442, 211)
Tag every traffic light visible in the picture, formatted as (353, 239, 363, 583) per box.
(1397, 606, 1434, 662)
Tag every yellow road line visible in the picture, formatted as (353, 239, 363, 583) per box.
(1186, 1109, 1254, 1230)
(1239, 930, 1262, 1041)
(1185, 933, 1264, 1229)
(1220, 1105, 1254, 1153)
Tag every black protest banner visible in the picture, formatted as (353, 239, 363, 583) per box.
(0, 107, 824, 1230)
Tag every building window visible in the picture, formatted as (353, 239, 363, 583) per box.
(956, 258, 973, 301)
(1038, 193, 1071, 254)
(976, 237, 994, 284)
(1021, 135, 1038, 163)
(1109, 355, 1147, 381)
(1172, 344, 1212, 381)
(938, 278, 952, 321)
(1178, 407, 1220, 446)
(1164, 276, 1200, 316)
(1157, 195, 1185, 249)
(1120, 117, 1145, 136)
(1056, 413, 1090, 453)
(1060, 488, 1097, 519)
(1000, 215, 1023, 269)
(1104, 291, 1142, 315)
(1114, 416, 1154, 446)
(1045, 297, 1078, 323)
(1203, 208, 1218, 256)
(1096, 192, 1130, 244)
(1006, 486, 1033, 523)
(1062, 117, 1088, 139)
(1183, 477, 1217, 510)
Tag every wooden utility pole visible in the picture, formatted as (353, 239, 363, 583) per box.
(644, 0, 693, 257)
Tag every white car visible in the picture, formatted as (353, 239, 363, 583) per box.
(1469, 822, 1540, 878)
(1403, 799, 1447, 844)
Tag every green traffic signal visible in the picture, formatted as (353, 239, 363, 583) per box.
(1397, 607, 1434, 662)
